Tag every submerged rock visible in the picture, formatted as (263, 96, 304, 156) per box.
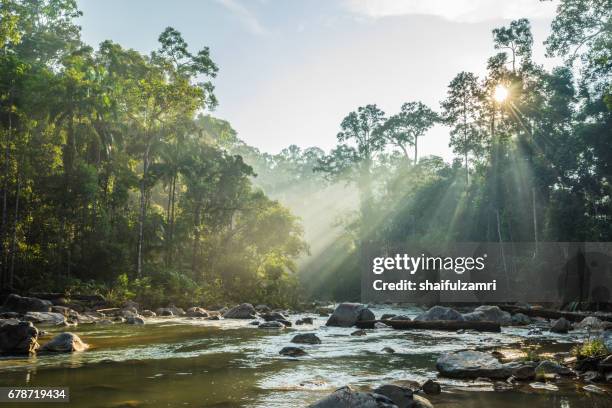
(351, 329, 367, 336)
(462, 306, 511, 325)
(126, 316, 145, 325)
(223, 303, 256, 319)
(259, 321, 284, 329)
(436, 350, 512, 379)
(0, 320, 39, 354)
(296, 317, 314, 325)
(2, 294, 52, 313)
(279, 346, 307, 357)
(308, 386, 398, 408)
(23, 312, 67, 326)
(529, 382, 558, 391)
(535, 360, 572, 376)
(415, 306, 464, 322)
(291, 333, 321, 344)
(40, 332, 88, 352)
(550, 317, 571, 334)
(381, 347, 395, 354)
(326, 303, 375, 327)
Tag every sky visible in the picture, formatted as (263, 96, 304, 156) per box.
(76, 0, 561, 161)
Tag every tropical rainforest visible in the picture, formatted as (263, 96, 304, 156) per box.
(0, 0, 610, 306)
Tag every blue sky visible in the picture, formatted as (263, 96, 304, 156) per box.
(77, 0, 560, 160)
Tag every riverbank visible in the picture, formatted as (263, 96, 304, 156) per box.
(1, 295, 611, 407)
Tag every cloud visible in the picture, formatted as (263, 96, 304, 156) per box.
(342, 0, 558, 23)
(215, 0, 268, 35)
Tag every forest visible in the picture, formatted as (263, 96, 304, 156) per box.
(0, 0, 610, 306)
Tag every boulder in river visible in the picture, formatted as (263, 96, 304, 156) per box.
(308, 386, 398, 408)
(296, 317, 314, 325)
(255, 304, 271, 313)
(141, 310, 156, 317)
(23, 312, 67, 326)
(261, 312, 287, 322)
(223, 303, 257, 319)
(40, 332, 88, 352)
(326, 303, 375, 327)
(550, 317, 572, 334)
(575, 316, 605, 330)
(0, 320, 39, 354)
(185, 307, 208, 318)
(291, 333, 321, 344)
(279, 346, 307, 357)
(415, 306, 464, 322)
(462, 306, 511, 325)
(389, 315, 412, 321)
(2, 294, 52, 313)
(351, 329, 367, 336)
(511, 363, 536, 380)
(421, 379, 441, 395)
(126, 316, 145, 325)
(436, 350, 513, 379)
(372, 384, 412, 408)
(155, 308, 175, 317)
(601, 330, 612, 352)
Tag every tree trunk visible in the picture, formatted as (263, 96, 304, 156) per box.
(8, 168, 20, 288)
(413, 135, 418, 164)
(532, 186, 538, 257)
(137, 144, 150, 277)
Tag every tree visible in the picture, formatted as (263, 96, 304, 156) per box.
(492, 18, 534, 72)
(441, 72, 485, 184)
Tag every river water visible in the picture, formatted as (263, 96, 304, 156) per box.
(0, 305, 610, 407)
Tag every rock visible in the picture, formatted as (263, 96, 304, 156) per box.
(167, 306, 185, 316)
(259, 321, 284, 329)
(583, 384, 606, 394)
(155, 308, 174, 317)
(550, 317, 571, 334)
(278, 319, 293, 327)
(351, 329, 367, 336)
(389, 315, 412, 321)
(529, 382, 558, 391)
(326, 303, 375, 327)
(0, 320, 39, 354)
(512, 364, 536, 380)
(121, 307, 138, 318)
(249, 320, 260, 326)
(576, 316, 605, 330)
(291, 333, 321, 344)
(261, 312, 287, 322)
(600, 330, 612, 352)
(308, 386, 398, 408)
(223, 303, 256, 319)
(413, 395, 434, 408)
(535, 360, 571, 376)
(527, 328, 542, 336)
(185, 307, 208, 318)
(381, 314, 396, 320)
(382, 347, 395, 354)
(462, 306, 511, 325)
(421, 379, 441, 395)
(255, 304, 271, 313)
(599, 354, 612, 371)
(296, 317, 314, 325)
(279, 346, 307, 357)
(373, 384, 412, 408)
(415, 306, 464, 322)
(317, 307, 334, 315)
(581, 370, 603, 382)
(207, 315, 220, 321)
(113, 316, 126, 323)
(23, 312, 67, 326)
(40, 332, 88, 352)
(375, 322, 390, 329)
(76, 312, 99, 324)
(126, 316, 145, 325)
(511, 313, 531, 326)
(436, 350, 512, 379)
(140, 310, 156, 317)
(2, 294, 52, 313)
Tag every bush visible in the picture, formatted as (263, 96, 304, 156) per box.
(571, 339, 608, 359)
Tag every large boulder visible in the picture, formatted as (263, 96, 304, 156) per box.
(576, 316, 605, 331)
(155, 308, 174, 317)
(601, 330, 612, 352)
(223, 303, 257, 319)
(186, 307, 208, 318)
(2, 294, 52, 313)
(326, 303, 375, 327)
(415, 306, 464, 322)
(292, 333, 321, 344)
(511, 313, 531, 326)
(535, 360, 572, 376)
(261, 312, 287, 322)
(462, 306, 511, 325)
(550, 317, 572, 334)
(436, 350, 513, 379)
(23, 312, 67, 326)
(40, 332, 88, 352)
(279, 346, 307, 357)
(0, 320, 39, 354)
(308, 386, 398, 408)
(259, 321, 285, 329)
(372, 385, 413, 408)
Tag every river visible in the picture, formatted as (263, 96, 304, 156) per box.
(0, 305, 610, 407)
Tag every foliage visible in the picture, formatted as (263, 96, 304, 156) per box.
(571, 338, 609, 358)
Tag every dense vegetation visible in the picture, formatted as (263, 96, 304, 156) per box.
(0, 0, 610, 304)
(0, 0, 306, 307)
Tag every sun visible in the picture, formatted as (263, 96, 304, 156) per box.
(493, 84, 509, 103)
